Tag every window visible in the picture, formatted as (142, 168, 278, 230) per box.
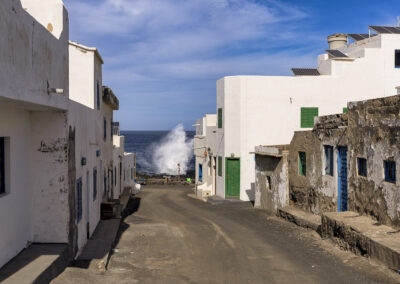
(218, 108, 223, 128)
(93, 168, 97, 200)
(131, 168, 134, 179)
(301, 107, 319, 128)
(324, 145, 333, 176)
(343, 107, 348, 113)
(199, 164, 203, 182)
(0, 138, 5, 194)
(103, 117, 107, 141)
(218, 156, 222, 176)
(298, 152, 306, 176)
(111, 169, 114, 189)
(357, 158, 367, 177)
(115, 167, 117, 186)
(384, 161, 396, 183)
(110, 120, 113, 141)
(76, 178, 83, 223)
(96, 81, 100, 110)
(266, 176, 271, 190)
(395, 50, 400, 68)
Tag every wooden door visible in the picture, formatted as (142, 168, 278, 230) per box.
(226, 158, 240, 197)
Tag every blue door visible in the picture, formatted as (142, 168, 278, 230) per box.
(337, 146, 348, 212)
(199, 164, 203, 182)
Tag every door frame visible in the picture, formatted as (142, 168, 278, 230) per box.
(225, 157, 240, 198)
(337, 146, 348, 212)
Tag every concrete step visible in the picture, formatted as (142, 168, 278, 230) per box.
(322, 211, 400, 271)
(0, 244, 68, 284)
(277, 207, 322, 233)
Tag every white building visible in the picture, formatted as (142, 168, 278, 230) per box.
(112, 122, 136, 198)
(0, 0, 70, 268)
(216, 29, 400, 201)
(0, 0, 133, 268)
(194, 114, 217, 198)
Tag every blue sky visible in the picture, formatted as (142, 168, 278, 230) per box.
(64, 0, 400, 130)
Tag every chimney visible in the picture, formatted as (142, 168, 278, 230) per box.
(327, 33, 348, 49)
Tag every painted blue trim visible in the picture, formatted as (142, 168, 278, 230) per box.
(337, 147, 348, 212)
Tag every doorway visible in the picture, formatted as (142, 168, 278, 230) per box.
(337, 146, 348, 212)
(226, 158, 240, 198)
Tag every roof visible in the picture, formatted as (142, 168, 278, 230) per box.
(369, 26, 400, 34)
(347, 33, 377, 41)
(69, 41, 104, 64)
(291, 68, 320, 76)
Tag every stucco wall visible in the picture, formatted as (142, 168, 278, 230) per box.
(0, 0, 69, 110)
(255, 149, 289, 213)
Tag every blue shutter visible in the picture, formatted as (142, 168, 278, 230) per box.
(77, 178, 83, 223)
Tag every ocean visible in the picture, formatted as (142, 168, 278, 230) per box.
(121, 130, 196, 174)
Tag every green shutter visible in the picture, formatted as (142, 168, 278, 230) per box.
(218, 156, 222, 176)
(299, 152, 306, 176)
(343, 107, 348, 113)
(218, 108, 222, 128)
(300, 107, 318, 128)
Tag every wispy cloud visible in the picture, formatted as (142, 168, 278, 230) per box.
(65, 0, 313, 129)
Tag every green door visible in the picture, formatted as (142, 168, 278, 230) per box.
(226, 158, 240, 197)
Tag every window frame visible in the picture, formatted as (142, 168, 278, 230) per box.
(96, 81, 100, 110)
(298, 151, 307, 176)
(300, 107, 319, 128)
(384, 160, 396, 183)
(324, 145, 334, 176)
(218, 108, 223, 129)
(357, 158, 367, 177)
(0, 138, 5, 195)
(218, 156, 222, 177)
(76, 178, 83, 223)
(103, 117, 107, 141)
(93, 168, 97, 201)
(395, 50, 400, 68)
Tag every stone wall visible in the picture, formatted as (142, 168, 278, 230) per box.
(347, 95, 400, 228)
(288, 114, 348, 214)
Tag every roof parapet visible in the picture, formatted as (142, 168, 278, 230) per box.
(102, 86, 119, 110)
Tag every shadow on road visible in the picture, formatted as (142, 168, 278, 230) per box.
(105, 196, 142, 268)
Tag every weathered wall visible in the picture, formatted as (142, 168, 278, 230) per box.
(29, 111, 69, 243)
(288, 114, 348, 214)
(347, 95, 400, 228)
(0, 106, 32, 268)
(255, 149, 289, 213)
(0, 0, 69, 110)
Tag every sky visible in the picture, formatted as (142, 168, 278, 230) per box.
(64, 0, 400, 131)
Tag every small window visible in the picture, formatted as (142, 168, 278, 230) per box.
(76, 178, 83, 223)
(384, 161, 396, 183)
(93, 168, 97, 200)
(301, 107, 319, 128)
(324, 145, 333, 176)
(110, 121, 113, 141)
(395, 50, 400, 68)
(218, 108, 223, 128)
(131, 168, 134, 179)
(96, 81, 100, 110)
(266, 176, 271, 190)
(0, 138, 5, 194)
(343, 107, 348, 113)
(357, 158, 367, 177)
(218, 156, 222, 176)
(103, 117, 107, 141)
(298, 152, 306, 176)
(199, 164, 203, 182)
